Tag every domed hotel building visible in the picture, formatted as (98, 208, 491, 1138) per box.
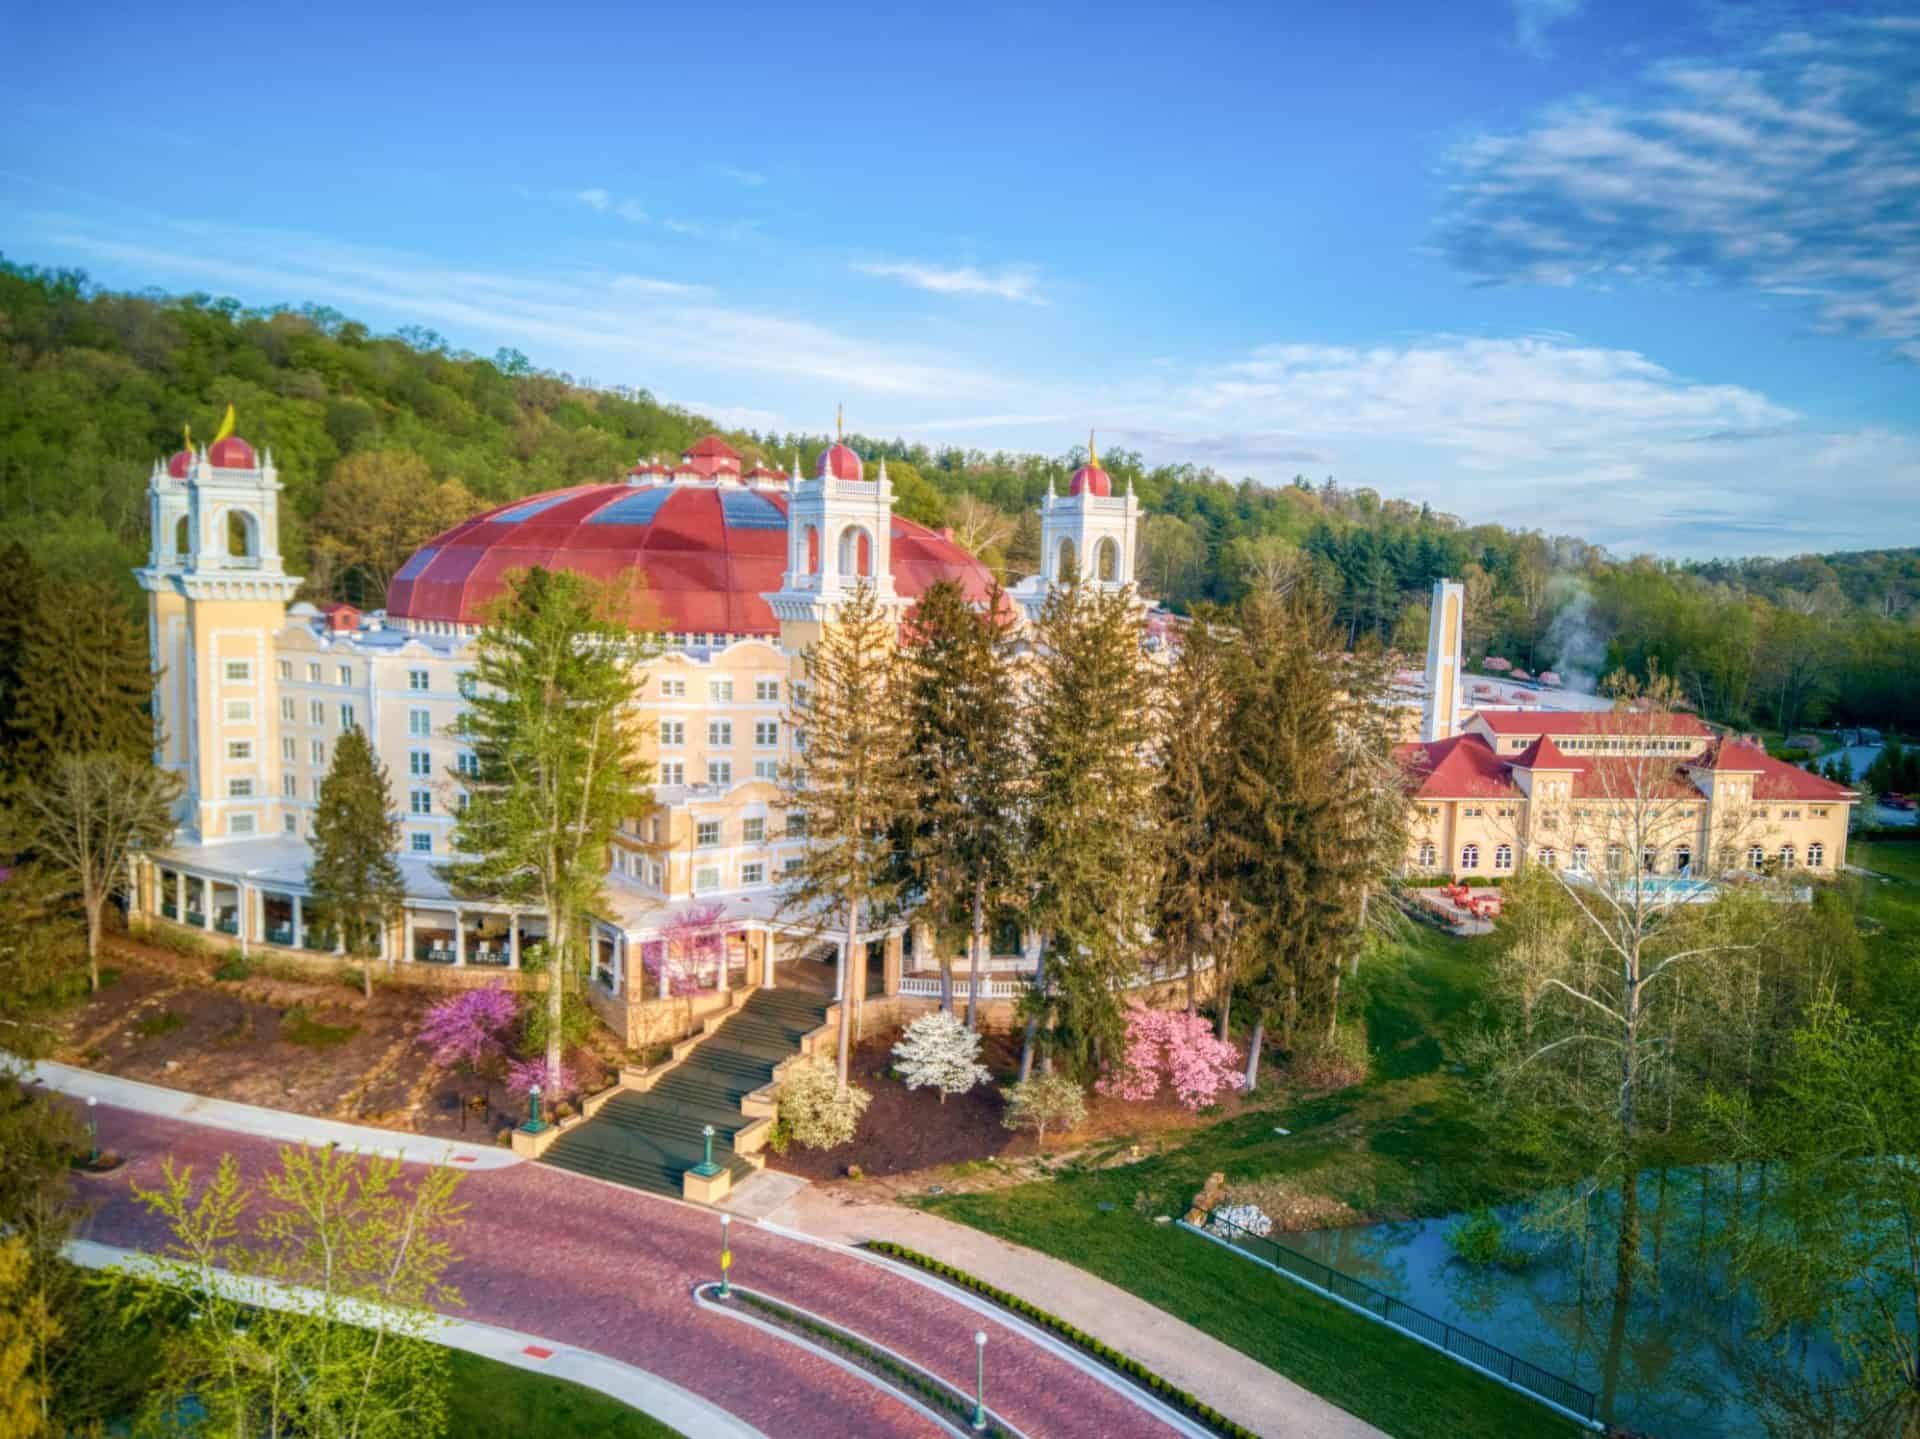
(127, 423, 1142, 1041)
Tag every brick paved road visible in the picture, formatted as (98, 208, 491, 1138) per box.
(78, 1105, 1185, 1439)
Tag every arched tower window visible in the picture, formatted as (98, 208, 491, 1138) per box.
(173, 514, 190, 557)
(226, 509, 261, 561)
(837, 525, 872, 578)
(1095, 536, 1119, 583)
(1055, 536, 1077, 581)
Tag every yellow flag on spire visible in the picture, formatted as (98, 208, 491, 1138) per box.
(836, 403, 844, 441)
(212, 404, 236, 444)
(1089, 428, 1098, 468)
(182, 422, 192, 454)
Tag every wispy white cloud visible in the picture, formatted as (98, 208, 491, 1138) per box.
(573, 188, 647, 223)
(1511, 0, 1584, 58)
(712, 165, 767, 187)
(662, 216, 764, 242)
(853, 258, 1047, 305)
(574, 188, 609, 212)
(1438, 15, 1920, 360)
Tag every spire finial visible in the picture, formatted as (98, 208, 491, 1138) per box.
(1088, 428, 1097, 469)
(182, 421, 192, 454)
(212, 403, 237, 445)
(836, 404, 844, 442)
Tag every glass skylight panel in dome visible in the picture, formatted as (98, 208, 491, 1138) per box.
(719, 490, 787, 530)
(588, 488, 675, 526)
(491, 494, 571, 523)
(394, 547, 438, 581)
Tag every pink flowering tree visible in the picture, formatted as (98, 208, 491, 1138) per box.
(505, 1055, 573, 1104)
(418, 983, 519, 1128)
(1097, 1001, 1245, 1110)
(649, 902, 728, 997)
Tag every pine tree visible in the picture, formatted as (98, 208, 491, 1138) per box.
(308, 727, 405, 1000)
(900, 580, 1023, 1028)
(1151, 607, 1238, 1017)
(0, 539, 45, 786)
(443, 567, 652, 1086)
(1018, 579, 1160, 1080)
(1223, 585, 1372, 1084)
(780, 581, 918, 1091)
(12, 579, 156, 786)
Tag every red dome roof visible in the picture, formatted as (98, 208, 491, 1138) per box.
(1068, 462, 1111, 497)
(386, 484, 995, 636)
(167, 449, 193, 479)
(208, 435, 257, 469)
(816, 442, 864, 482)
(680, 435, 742, 477)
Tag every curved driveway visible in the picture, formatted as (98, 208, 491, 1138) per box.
(75, 1102, 1190, 1439)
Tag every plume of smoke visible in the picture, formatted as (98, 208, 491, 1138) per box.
(1543, 576, 1605, 693)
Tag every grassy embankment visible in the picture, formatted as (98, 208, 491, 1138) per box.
(446, 1349, 684, 1438)
(926, 923, 1582, 1439)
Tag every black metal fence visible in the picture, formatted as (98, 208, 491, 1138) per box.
(1191, 1207, 1599, 1425)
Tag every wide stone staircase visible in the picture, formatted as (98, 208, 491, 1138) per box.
(539, 987, 832, 1197)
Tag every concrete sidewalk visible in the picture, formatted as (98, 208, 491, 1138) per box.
(67, 1239, 761, 1439)
(764, 1185, 1385, 1439)
(20, 1058, 518, 1170)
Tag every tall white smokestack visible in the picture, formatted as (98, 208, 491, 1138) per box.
(1423, 578, 1464, 743)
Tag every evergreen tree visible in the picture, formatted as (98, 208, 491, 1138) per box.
(0, 540, 44, 785)
(443, 567, 652, 1086)
(308, 727, 406, 1000)
(900, 580, 1023, 1029)
(1222, 585, 1371, 1080)
(1018, 579, 1160, 1080)
(780, 581, 918, 1090)
(1151, 607, 1238, 1017)
(12, 579, 155, 786)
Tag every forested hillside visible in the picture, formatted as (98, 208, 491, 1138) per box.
(2, 257, 1915, 733)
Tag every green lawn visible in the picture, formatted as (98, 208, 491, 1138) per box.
(925, 926, 1582, 1439)
(446, 1349, 685, 1438)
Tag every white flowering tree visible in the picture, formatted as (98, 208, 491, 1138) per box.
(891, 1011, 992, 1104)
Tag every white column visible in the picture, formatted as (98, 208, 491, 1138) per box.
(718, 933, 731, 995)
(761, 931, 777, 989)
(402, 910, 414, 967)
(834, 942, 846, 999)
(238, 884, 251, 958)
(509, 918, 520, 970)
(292, 894, 304, 950)
(453, 911, 465, 967)
(176, 870, 186, 920)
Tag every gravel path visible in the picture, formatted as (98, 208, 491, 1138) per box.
(76, 1103, 1185, 1439)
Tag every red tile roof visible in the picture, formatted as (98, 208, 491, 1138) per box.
(1510, 735, 1575, 769)
(1472, 709, 1713, 738)
(1395, 734, 1523, 799)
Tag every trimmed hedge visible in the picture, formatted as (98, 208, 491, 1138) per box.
(864, 1240, 1259, 1439)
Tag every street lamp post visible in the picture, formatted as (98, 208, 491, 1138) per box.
(972, 1330, 987, 1430)
(86, 1096, 98, 1166)
(521, 1084, 546, 1134)
(691, 1123, 722, 1178)
(719, 1212, 732, 1300)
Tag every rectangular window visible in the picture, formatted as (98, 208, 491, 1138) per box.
(755, 679, 779, 702)
(278, 660, 292, 680)
(226, 740, 252, 761)
(228, 778, 253, 798)
(708, 720, 732, 747)
(410, 750, 432, 777)
(408, 669, 430, 691)
(307, 663, 322, 683)
(709, 680, 734, 703)
(337, 664, 352, 686)
(456, 672, 475, 700)
(282, 773, 296, 797)
(282, 737, 295, 762)
(281, 697, 295, 722)
(311, 740, 325, 766)
(309, 700, 325, 725)
(646, 860, 664, 888)
(754, 720, 779, 747)
(659, 677, 685, 699)
(230, 813, 255, 836)
(456, 752, 478, 777)
(783, 856, 804, 875)
(696, 820, 722, 848)
(284, 812, 297, 833)
(754, 759, 779, 781)
(660, 720, 685, 746)
(408, 708, 431, 737)
(694, 865, 721, 892)
(786, 812, 808, 838)
(658, 760, 684, 786)
(708, 760, 732, 787)
(411, 832, 433, 854)
(742, 862, 765, 886)
(312, 776, 324, 799)
(225, 699, 252, 723)
(410, 789, 432, 815)
(339, 703, 356, 731)
(742, 817, 765, 844)
(224, 660, 251, 683)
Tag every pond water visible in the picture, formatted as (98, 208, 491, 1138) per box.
(1282, 1167, 1850, 1438)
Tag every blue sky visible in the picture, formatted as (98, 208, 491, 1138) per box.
(4, 0, 1916, 559)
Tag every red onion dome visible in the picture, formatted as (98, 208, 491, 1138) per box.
(1069, 429, 1110, 496)
(167, 449, 194, 479)
(816, 441, 864, 482)
(208, 435, 257, 469)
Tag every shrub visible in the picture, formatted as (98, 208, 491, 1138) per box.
(504, 1055, 574, 1101)
(281, 1006, 358, 1048)
(1001, 1072, 1087, 1146)
(1444, 1208, 1528, 1270)
(890, 1011, 991, 1103)
(1286, 1019, 1370, 1090)
(132, 1009, 186, 1039)
(775, 1058, 872, 1149)
(419, 983, 519, 1071)
(1097, 1001, 1244, 1109)
(213, 953, 252, 982)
